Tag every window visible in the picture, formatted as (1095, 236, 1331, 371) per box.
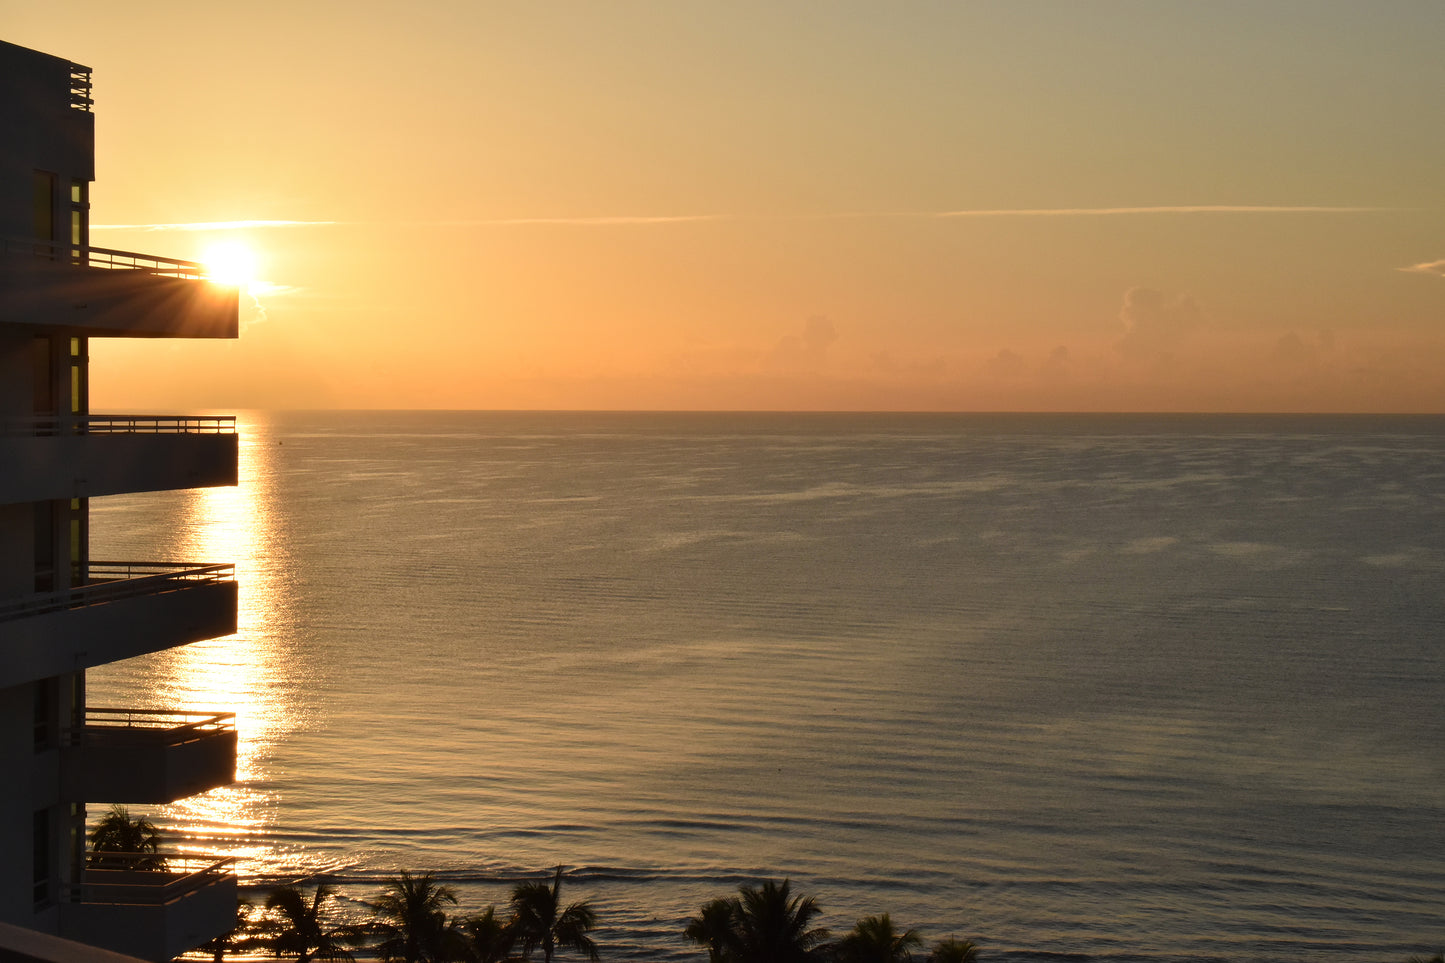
(70, 337, 86, 417)
(70, 179, 87, 259)
(69, 498, 87, 585)
(33, 679, 53, 749)
(33, 808, 51, 905)
(33, 171, 56, 243)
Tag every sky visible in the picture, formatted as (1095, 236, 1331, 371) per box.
(7, 1, 1445, 411)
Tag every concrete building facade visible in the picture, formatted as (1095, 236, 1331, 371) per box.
(1, 39, 242, 961)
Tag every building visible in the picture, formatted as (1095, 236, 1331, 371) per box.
(0, 39, 242, 962)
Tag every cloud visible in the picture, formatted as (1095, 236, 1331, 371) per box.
(92, 207, 1392, 232)
(1116, 288, 1204, 361)
(1041, 346, 1071, 380)
(445, 215, 728, 226)
(770, 316, 838, 370)
(931, 205, 1390, 218)
(983, 348, 1027, 379)
(870, 352, 948, 380)
(91, 219, 338, 231)
(1399, 259, 1445, 278)
(464, 205, 1393, 226)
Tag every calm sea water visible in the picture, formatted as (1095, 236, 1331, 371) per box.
(89, 411, 1445, 962)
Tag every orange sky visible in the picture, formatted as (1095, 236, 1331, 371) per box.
(8, 2, 1445, 411)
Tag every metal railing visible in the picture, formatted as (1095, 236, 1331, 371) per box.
(0, 236, 205, 279)
(0, 414, 236, 437)
(69, 854, 236, 906)
(66, 708, 235, 749)
(0, 562, 234, 623)
(70, 63, 93, 111)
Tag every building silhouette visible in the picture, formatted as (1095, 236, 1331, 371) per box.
(1, 39, 242, 961)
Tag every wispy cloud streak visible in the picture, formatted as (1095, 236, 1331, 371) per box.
(92, 206, 1394, 232)
(432, 205, 1397, 226)
(927, 205, 1392, 218)
(433, 215, 731, 226)
(91, 219, 339, 231)
(1399, 259, 1445, 278)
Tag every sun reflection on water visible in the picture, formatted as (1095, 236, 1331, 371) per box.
(87, 414, 293, 871)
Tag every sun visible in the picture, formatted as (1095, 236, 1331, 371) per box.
(202, 241, 259, 288)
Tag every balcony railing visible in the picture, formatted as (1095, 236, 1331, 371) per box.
(1, 236, 205, 279)
(62, 709, 237, 804)
(0, 414, 236, 437)
(70, 853, 236, 904)
(0, 562, 235, 624)
(69, 62, 93, 111)
(68, 708, 236, 748)
(61, 852, 238, 961)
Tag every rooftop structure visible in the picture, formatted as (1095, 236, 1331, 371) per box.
(0, 39, 242, 961)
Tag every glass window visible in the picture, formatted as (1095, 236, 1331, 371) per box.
(33, 171, 56, 242)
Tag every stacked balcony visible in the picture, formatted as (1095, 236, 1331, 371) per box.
(0, 415, 238, 504)
(59, 853, 237, 963)
(4, 40, 247, 962)
(0, 562, 238, 688)
(0, 237, 238, 338)
(62, 709, 237, 803)
(53, 714, 239, 959)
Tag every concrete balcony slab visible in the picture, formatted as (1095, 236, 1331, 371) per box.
(63, 709, 237, 804)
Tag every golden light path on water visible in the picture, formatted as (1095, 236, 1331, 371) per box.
(89, 415, 293, 873)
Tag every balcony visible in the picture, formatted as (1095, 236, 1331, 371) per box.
(59, 854, 237, 963)
(0, 562, 237, 689)
(62, 709, 237, 804)
(0, 415, 237, 505)
(0, 237, 237, 338)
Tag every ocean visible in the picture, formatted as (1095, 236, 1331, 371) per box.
(87, 411, 1445, 961)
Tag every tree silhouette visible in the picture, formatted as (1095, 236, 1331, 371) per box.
(684, 897, 738, 963)
(461, 905, 516, 963)
(370, 870, 465, 963)
(509, 866, 599, 963)
(199, 896, 267, 962)
(88, 804, 166, 870)
(926, 939, 978, 963)
(686, 880, 827, 963)
(835, 915, 921, 963)
(732, 880, 828, 963)
(263, 882, 367, 962)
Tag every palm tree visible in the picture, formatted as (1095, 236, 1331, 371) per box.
(370, 870, 465, 963)
(730, 879, 828, 963)
(685, 880, 828, 963)
(926, 939, 978, 963)
(263, 882, 367, 962)
(461, 905, 516, 963)
(835, 915, 921, 963)
(87, 804, 166, 870)
(684, 897, 739, 963)
(199, 896, 268, 963)
(509, 866, 599, 963)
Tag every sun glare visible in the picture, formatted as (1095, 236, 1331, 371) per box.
(203, 241, 259, 288)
